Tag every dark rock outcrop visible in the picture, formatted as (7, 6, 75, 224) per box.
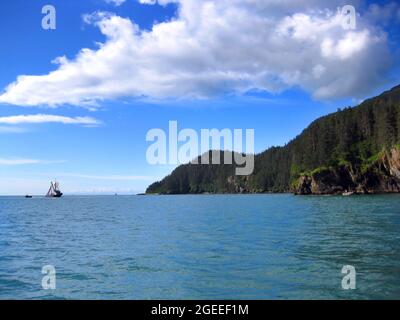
(294, 147, 400, 195)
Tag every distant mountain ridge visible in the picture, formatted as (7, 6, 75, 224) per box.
(146, 85, 400, 195)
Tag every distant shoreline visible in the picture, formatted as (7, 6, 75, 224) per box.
(2, 192, 399, 197)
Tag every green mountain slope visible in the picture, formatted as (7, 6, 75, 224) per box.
(147, 85, 400, 195)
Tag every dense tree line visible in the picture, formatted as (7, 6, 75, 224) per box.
(147, 85, 400, 194)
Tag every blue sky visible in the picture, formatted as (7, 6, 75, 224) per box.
(0, 0, 399, 195)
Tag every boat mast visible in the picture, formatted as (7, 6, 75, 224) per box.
(46, 181, 54, 197)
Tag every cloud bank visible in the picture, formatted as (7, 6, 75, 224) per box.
(0, 126, 27, 133)
(58, 173, 155, 181)
(0, 0, 395, 107)
(104, 0, 126, 7)
(0, 114, 101, 126)
(0, 158, 64, 165)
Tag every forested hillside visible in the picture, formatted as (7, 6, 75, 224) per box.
(147, 85, 400, 194)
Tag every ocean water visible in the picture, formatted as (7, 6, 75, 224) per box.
(0, 194, 400, 300)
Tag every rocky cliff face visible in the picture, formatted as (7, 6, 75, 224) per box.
(294, 147, 400, 195)
(226, 175, 253, 193)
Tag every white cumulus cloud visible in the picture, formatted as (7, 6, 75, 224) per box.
(0, 0, 394, 107)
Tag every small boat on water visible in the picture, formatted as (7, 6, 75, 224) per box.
(25, 195, 32, 198)
(342, 190, 355, 196)
(46, 181, 63, 198)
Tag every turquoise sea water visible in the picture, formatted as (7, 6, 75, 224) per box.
(0, 194, 400, 300)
